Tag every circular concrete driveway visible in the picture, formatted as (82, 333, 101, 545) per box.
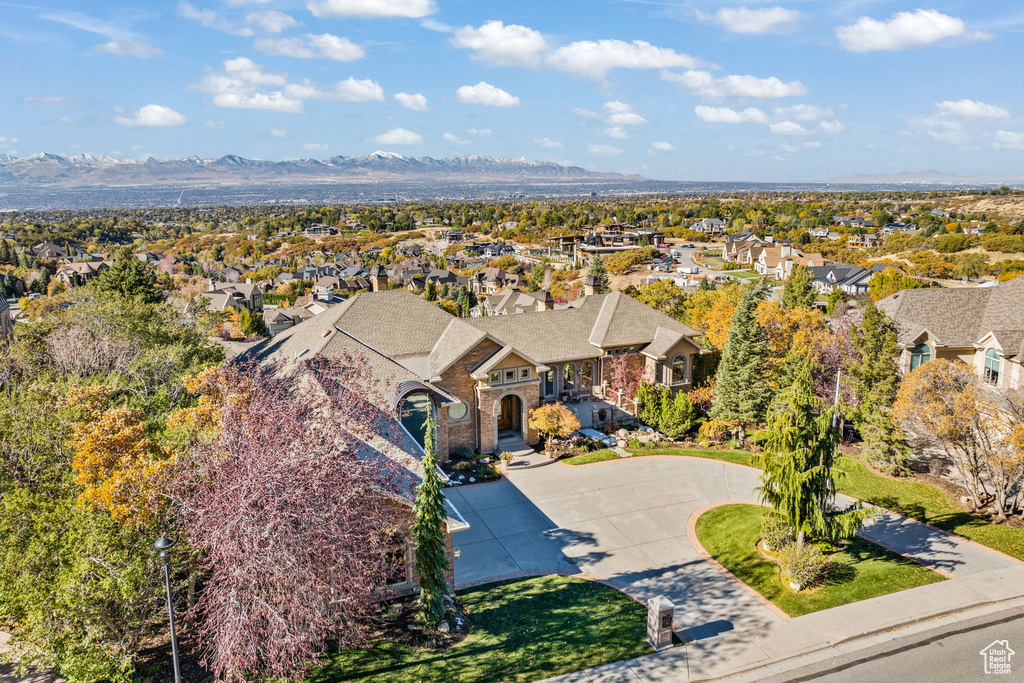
(447, 456, 777, 640)
(446, 455, 1020, 641)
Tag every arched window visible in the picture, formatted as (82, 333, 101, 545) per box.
(910, 343, 931, 370)
(581, 361, 593, 387)
(671, 355, 688, 385)
(563, 363, 575, 391)
(400, 392, 433, 447)
(984, 348, 1001, 386)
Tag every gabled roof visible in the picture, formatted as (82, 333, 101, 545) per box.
(428, 318, 489, 378)
(641, 326, 688, 360)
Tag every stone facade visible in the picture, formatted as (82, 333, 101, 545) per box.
(435, 338, 502, 460)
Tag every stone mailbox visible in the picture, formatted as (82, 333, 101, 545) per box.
(646, 595, 675, 651)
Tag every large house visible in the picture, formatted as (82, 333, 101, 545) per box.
(248, 281, 706, 461)
(877, 275, 1024, 389)
(689, 218, 727, 235)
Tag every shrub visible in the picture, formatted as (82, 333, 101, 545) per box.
(697, 419, 730, 445)
(498, 451, 514, 463)
(760, 513, 796, 552)
(451, 446, 475, 460)
(934, 233, 972, 253)
(777, 543, 829, 590)
(453, 461, 475, 471)
(661, 391, 699, 439)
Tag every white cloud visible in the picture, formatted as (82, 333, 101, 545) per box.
(836, 9, 987, 53)
(203, 120, 225, 131)
(115, 104, 187, 127)
(534, 137, 564, 149)
(0, 136, 19, 144)
(270, 127, 288, 138)
(451, 20, 548, 67)
(662, 70, 806, 98)
(255, 33, 365, 61)
(177, 1, 253, 36)
(603, 126, 632, 139)
(603, 101, 648, 125)
(772, 104, 834, 121)
(214, 91, 302, 112)
(303, 142, 328, 150)
(697, 7, 802, 35)
(21, 96, 89, 107)
(308, 0, 435, 19)
(647, 141, 674, 154)
(192, 58, 302, 112)
(694, 105, 766, 123)
(224, 56, 287, 85)
(96, 41, 162, 58)
(467, 128, 494, 138)
(936, 99, 1009, 119)
(284, 77, 384, 102)
(547, 39, 702, 80)
(818, 120, 846, 134)
(394, 92, 429, 111)
(769, 121, 810, 136)
(247, 10, 298, 34)
(571, 107, 601, 119)
(456, 81, 520, 107)
(443, 132, 471, 145)
(993, 130, 1024, 150)
(370, 128, 424, 145)
(589, 143, 623, 157)
(226, 0, 272, 5)
(420, 19, 452, 33)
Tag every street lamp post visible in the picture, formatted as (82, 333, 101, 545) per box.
(154, 536, 181, 683)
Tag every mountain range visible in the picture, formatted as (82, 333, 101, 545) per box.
(0, 152, 643, 188)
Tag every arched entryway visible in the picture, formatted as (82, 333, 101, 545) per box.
(494, 391, 527, 446)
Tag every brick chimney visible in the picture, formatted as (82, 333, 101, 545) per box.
(584, 275, 598, 296)
(536, 291, 554, 312)
(370, 264, 388, 292)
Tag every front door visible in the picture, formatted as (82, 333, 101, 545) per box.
(497, 395, 516, 431)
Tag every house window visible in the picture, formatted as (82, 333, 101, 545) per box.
(984, 349, 1001, 386)
(448, 402, 468, 420)
(489, 371, 502, 385)
(671, 355, 688, 384)
(504, 369, 516, 383)
(543, 370, 554, 396)
(519, 368, 530, 380)
(400, 392, 433, 448)
(909, 343, 931, 370)
(563, 363, 575, 391)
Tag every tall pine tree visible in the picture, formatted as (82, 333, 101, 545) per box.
(92, 247, 163, 303)
(782, 265, 815, 310)
(411, 411, 450, 627)
(846, 301, 909, 473)
(710, 280, 774, 444)
(586, 255, 611, 294)
(753, 357, 869, 546)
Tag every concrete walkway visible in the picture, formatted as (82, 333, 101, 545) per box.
(452, 456, 1020, 644)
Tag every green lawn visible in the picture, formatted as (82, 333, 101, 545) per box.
(312, 576, 649, 683)
(623, 446, 1024, 562)
(695, 504, 945, 617)
(561, 448, 620, 466)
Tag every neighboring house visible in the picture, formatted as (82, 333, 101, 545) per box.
(264, 305, 315, 335)
(847, 233, 881, 249)
(689, 218, 726, 235)
(304, 224, 337, 236)
(206, 281, 263, 311)
(31, 242, 67, 260)
(930, 208, 951, 218)
(834, 217, 874, 229)
(470, 268, 525, 295)
(809, 227, 831, 239)
(247, 283, 707, 460)
(877, 275, 1024, 389)
(752, 244, 826, 278)
(809, 264, 874, 295)
(213, 266, 243, 283)
(56, 261, 110, 286)
(435, 230, 465, 242)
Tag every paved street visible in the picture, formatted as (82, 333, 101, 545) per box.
(450, 456, 1020, 642)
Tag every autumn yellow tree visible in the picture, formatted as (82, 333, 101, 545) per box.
(528, 403, 581, 454)
(66, 386, 174, 526)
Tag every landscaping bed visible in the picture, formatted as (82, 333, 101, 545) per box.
(442, 450, 502, 487)
(695, 504, 945, 617)
(312, 575, 649, 683)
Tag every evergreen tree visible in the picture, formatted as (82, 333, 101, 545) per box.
(660, 390, 698, 439)
(37, 268, 50, 294)
(698, 277, 717, 292)
(439, 283, 450, 299)
(782, 265, 815, 310)
(846, 301, 910, 473)
(753, 358, 869, 546)
(424, 281, 437, 301)
(240, 308, 268, 337)
(635, 381, 663, 431)
(586, 255, 611, 294)
(411, 411, 449, 626)
(92, 247, 163, 303)
(0, 240, 10, 266)
(825, 288, 846, 316)
(710, 280, 774, 444)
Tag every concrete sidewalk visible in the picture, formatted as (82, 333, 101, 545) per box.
(542, 565, 1024, 682)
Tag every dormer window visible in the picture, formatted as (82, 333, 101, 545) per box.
(984, 349, 1001, 386)
(910, 343, 931, 370)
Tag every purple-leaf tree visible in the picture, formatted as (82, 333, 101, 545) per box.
(176, 358, 407, 682)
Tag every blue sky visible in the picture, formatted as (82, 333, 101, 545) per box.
(1, 0, 1022, 181)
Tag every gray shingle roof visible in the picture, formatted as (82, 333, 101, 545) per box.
(877, 276, 1024, 348)
(428, 318, 489, 378)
